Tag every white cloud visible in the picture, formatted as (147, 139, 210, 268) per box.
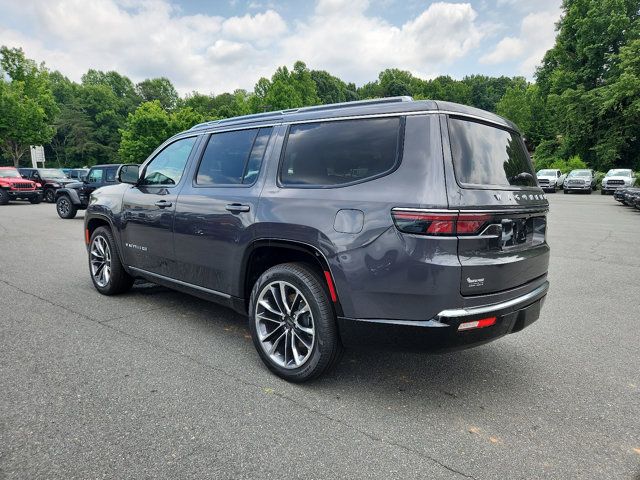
(0, 0, 515, 94)
(279, 1, 485, 83)
(480, 8, 561, 77)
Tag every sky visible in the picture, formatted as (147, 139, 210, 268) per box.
(0, 0, 562, 95)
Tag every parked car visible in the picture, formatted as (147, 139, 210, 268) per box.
(84, 97, 550, 382)
(18, 168, 77, 203)
(66, 168, 89, 181)
(613, 186, 631, 203)
(55, 164, 123, 219)
(600, 169, 635, 194)
(536, 169, 566, 192)
(563, 169, 596, 194)
(634, 193, 640, 211)
(0, 167, 43, 205)
(622, 187, 640, 206)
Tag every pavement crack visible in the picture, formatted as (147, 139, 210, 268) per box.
(0, 276, 477, 480)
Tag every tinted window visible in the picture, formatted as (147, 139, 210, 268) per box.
(141, 136, 197, 186)
(196, 127, 272, 185)
(105, 168, 117, 182)
(87, 168, 104, 183)
(280, 118, 401, 186)
(449, 118, 536, 188)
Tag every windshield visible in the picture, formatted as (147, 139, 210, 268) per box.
(0, 169, 22, 178)
(568, 170, 591, 178)
(449, 118, 537, 188)
(537, 170, 556, 176)
(605, 169, 631, 177)
(39, 169, 67, 179)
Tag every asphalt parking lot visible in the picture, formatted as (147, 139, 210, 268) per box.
(1, 193, 639, 479)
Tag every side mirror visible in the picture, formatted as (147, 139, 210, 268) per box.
(118, 164, 140, 185)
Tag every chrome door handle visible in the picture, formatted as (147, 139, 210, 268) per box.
(225, 203, 250, 213)
(154, 200, 172, 208)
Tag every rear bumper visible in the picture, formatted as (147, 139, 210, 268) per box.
(337, 281, 548, 351)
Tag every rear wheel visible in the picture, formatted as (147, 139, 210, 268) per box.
(56, 195, 77, 219)
(43, 188, 55, 203)
(89, 226, 134, 295)
(248, 263, 343, 382)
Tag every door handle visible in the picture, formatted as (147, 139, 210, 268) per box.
(154, 200, 172, 208)
(225, 203, 250, 213)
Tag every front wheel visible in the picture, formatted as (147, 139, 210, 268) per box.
(248, 263, 343, 382)
(29, 194, 42, 204)
(89, 227, 134, 295)
(0, 189, 9, 205)
(56, 195, 77, 219)
(564, 189, 569, 194)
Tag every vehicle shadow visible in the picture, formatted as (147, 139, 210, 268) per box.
(124, 281, 536, 401)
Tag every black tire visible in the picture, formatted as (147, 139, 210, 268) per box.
(88, 226, 134, 295)
(564, 189, 569, 194)
(0, 189, 9, 205)
(56, 195, 77, 219)
(587, 189, 592, 195)
(601, 190, 606, 195)
(43, 188, 55, 203)
(29, 194, 42, 204)
(248, 262, 343, 382)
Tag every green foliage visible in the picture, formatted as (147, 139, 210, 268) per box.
(310, 70, 358, 104)
(118, 101, 205, 164)
(0, 46, 58, 166)
(252, 61, 320, 112)
(534, 0, 640, 171)
(136, 77, 179, 110)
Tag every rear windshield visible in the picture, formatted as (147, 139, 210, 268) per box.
(448, 117, 536, 188)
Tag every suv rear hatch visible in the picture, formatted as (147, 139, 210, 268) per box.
(444, 115, 549, 296)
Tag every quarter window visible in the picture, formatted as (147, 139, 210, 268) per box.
(280, 118, 401, 187)
(196, 127, 272, 185)
(140, 136, 197, 186)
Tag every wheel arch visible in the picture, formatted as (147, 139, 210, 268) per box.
(240, 239, 343, 316)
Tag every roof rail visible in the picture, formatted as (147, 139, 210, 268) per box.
(296, 96, 413, 114)
(189, 96, 413, 130)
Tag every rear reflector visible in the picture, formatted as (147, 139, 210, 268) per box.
(324, 271, 338, 303)
(457, 316, 497, 331)
(392, 210, 492, 236)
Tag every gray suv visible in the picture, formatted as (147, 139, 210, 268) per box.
(84, 97, 550, 382)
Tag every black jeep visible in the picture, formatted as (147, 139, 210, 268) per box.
(55, 164, 123, 219)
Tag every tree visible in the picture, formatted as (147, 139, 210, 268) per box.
(119, 101, 205, 163)
(534, 0, 640, 169)
(136, 77, 179, 110)
(253, 61, 321, 112)
(0, 47, 58, 166)
(310, 70, 358, 104)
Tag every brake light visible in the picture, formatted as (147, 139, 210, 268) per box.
(458, 317, 496, 331)
(392, 210, 492, 236)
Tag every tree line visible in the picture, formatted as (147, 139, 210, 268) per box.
(1, 0, 638, 173)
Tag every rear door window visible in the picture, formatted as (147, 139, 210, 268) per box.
(195, 127, 272, 186)
(448, 117, 536, 188)
(280, 117, 402, 187)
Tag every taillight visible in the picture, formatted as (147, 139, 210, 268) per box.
(392, 210, 492, 236)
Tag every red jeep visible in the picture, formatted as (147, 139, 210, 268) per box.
(0, 167, 43, 205)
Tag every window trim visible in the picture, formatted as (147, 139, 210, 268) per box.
(191, 126, 273, 189)
(446, 115, 539, 192)
(276, 116, 406, 190)
(138, 134, 200, 189)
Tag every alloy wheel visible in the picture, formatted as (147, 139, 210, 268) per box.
(57, 197, 70, 216)
(90, 236, 112, 288)
(255, 281, 316, 369)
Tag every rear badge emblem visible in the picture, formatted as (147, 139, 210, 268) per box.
(466, 277, 485, 287)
